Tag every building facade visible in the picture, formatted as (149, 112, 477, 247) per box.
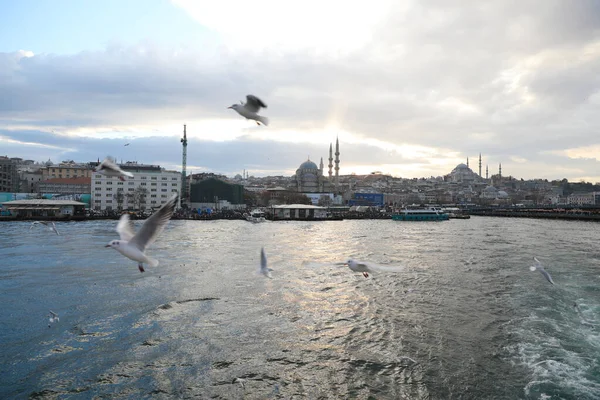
(91, 162, 181, 211)
(37, 177, 91, 194)
(38, 161, 94, 180)
(189, 178, 245, 210)
(0, 156, 20, 192)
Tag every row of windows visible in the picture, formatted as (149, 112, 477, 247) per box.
(94, 174, 179, 180)
(94, 194, 172, 204)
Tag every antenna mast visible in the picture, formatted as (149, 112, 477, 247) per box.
(180, 124, 188, 204)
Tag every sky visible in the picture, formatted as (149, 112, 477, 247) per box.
(1, 0, 600, 182)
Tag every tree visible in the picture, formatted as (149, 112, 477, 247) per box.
(113, 189, 125, 211)
(126, 186, 148, 210)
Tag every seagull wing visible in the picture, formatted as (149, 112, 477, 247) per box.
(51, 222, 59, 235)
(98, 158, 134, 177)
(129, 194, 177, 251)
(260, 247, 267, 271)
(369, 262, 406, 273)
(116, 214, 136, 241)
(540, 268, 555, 284)
(245, 95, 267, 113)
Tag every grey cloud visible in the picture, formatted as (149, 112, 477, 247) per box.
(2, 1, 600, 180)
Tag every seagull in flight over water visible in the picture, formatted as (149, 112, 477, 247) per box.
(344, 259, 406, 278)
(48, 310, 59, 327)
(105, 194, 177, 272)
(530, 257, 555, 284)
(95, 158, 134, 181)
(259, 247, 273, 278)
(228, 94, 269, 126)
(30, 221, 59, 235)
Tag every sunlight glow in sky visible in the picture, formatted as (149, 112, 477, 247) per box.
(1, 0, 600, 181)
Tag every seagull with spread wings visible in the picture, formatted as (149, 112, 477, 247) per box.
(228, 94, 269, 126)
(105, 194, 177, 272)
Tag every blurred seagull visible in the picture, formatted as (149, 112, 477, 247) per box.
(95, 157, 134, 181)
(228, 94, 269, 126)
(48, 310, 59, 327)
(259, 247, 273, 278)
(124, 143, 130, 146)
(344, 259, 406, 278)
(529, 257, 555, 284)
(105, 194, 177, 272)
(30, 221, 59, 235)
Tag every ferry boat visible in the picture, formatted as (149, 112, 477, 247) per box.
(246, 209, 267, 223)
(391, 206, 449, 221)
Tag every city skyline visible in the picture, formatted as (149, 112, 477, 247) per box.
(2, 1, 600, 182)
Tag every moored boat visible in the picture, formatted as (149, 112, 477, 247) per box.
(246, 209, 267, 223)
(392, 206, 449, 221)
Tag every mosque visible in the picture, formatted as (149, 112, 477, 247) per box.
(448, 154, 503, 184)
(292, 137, 340, 193)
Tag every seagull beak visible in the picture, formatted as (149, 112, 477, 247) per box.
(227, 106, 233, 109)
(105, 244, 111, 248)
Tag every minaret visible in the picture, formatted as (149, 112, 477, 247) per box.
(334, 136, 340, 192)
(467, 157, 469, 168)
(328, 143, 333, 180)
(479, 153, 482, 177)
(499, 163, 502, 179)
(486, 165, 489, 180)
(319, 157, 324, 173)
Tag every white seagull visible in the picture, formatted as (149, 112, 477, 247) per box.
(30, 221, 60, 235)
(259, 247, 273, 278)
(95, 158, 134, 181)
(228, 94, 269, 126)
(344, 259, 406, 278)
(529, 257, 555, 284)
(105, 194, 177, 272)
(48, 310, 59, 327)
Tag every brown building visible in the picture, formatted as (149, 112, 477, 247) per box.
(38, 162, 93, 180)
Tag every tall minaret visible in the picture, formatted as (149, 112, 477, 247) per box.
(328, 143, 333, 180)
(479, 153, 482, 177)
(499, 163, 502, 179)
(334, 136, 340, 192)
(486, 165, 489, 180)
(467, 157, 469, 168)
(319, 157, 324, 174)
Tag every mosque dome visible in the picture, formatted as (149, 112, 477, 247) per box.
(454, 163, 469, 170)
(299, 159, 318, 170)
(497, 190, 509, 198)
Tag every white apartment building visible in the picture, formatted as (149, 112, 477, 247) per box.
(91, 162, 181, 211)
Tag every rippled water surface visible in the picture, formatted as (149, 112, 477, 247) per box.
(1, 217, 599, 399)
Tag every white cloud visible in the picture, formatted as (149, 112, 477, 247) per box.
(2, 1, 600, 180)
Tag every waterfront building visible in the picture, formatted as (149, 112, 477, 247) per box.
(37, 177, 91, 195)
(189, 177, 245, 210)
(38, 161, 94, 180)
(270, 204, 328, 220)
(1, 199, 87, 218)
(90, 161, 181, 211)
(0, 156, 20, 192)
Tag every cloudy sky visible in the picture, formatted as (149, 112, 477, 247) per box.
(2, 0, 600, 182)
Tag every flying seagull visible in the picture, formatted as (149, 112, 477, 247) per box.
(30, 221, 59, 235)
(344, 259, 406, 278)
(105, 194, 177, 272)
(95, 157, 134, 181)
(48, 310, 59, 327)
(259, 247, 273, 278)
(228, 94, 269, 126)
(124, 143, 130, 146)
(529, 257, 555, 284)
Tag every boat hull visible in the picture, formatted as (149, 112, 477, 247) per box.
(392, 213, 449, 221)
